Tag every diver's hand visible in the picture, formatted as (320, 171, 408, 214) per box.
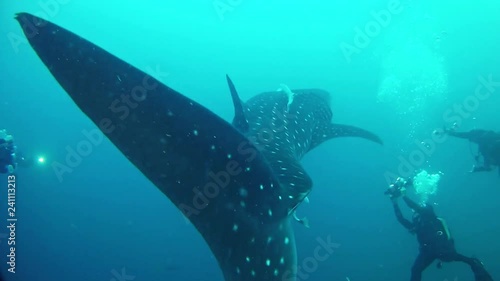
(400, 187, 407, 196)
(433, 129, 445, 136)
(433, 128, 451, 136)
(433, 123, 457, 136)
(469, 165, 476, 173)
(391, 186, 406, 199)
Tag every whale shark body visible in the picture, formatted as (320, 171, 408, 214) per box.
(16, 13, 382, 281)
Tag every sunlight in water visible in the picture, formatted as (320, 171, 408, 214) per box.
(377, 40, 448, 138)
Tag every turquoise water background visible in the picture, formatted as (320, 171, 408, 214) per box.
(1, 0, 499, 280)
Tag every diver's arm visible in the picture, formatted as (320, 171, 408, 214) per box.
(446, 131, 473, 140)
(402, 196, 423, 213)
(392, 201, 413, 230)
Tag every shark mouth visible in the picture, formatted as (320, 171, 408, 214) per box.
(15, 13, 382, 281)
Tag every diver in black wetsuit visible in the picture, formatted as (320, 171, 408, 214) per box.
(0, 129, 16, 174)
(387, 178, 494, 281)
(0, 129, 38, 174)
(438, 128, 500, 174)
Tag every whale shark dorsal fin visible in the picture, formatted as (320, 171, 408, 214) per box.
(226, 74, 249, 133)
(309, 123, 383, 153)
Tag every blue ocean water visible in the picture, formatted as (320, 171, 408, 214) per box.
(1, 1, 499, 281)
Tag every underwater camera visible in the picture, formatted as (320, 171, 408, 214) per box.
(385, 170, 441, 202)
(384, 177, 412, 198)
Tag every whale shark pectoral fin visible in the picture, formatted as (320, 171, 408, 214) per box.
(265, 152, 313, 214)
(226, 74, 249, 133)
(17, 12, 297, 281)
(309, 123, 383, 152)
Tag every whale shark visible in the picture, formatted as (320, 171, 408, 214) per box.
(15, 13, 382, 281)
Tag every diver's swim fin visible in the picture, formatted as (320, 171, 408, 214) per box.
(470, 260, 494, 281)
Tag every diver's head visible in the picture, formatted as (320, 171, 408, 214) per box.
(412, 203, 436, 223)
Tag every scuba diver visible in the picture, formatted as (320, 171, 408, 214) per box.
(436, 126, 500, 174)
(0, 129, 38, 174)
(386, 177, 494, 281)
(0, 129, 17, 174)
